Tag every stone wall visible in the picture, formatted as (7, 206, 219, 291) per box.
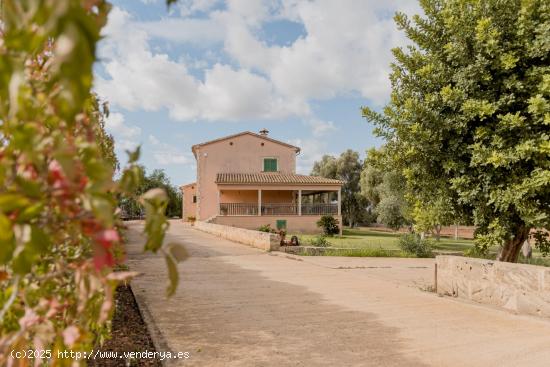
(436, 256, 550, 318)
(194, 221, 280, 251)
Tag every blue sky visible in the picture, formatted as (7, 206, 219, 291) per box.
(94, 0, 420, 185)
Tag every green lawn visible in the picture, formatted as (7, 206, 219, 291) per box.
(294, 227, 476, 253)
(293, 227, 550, 265)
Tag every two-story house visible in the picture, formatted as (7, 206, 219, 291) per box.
(181, 130, 343, 233)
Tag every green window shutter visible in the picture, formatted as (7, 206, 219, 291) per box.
(264, 158, 277, 172)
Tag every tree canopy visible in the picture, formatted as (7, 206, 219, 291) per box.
(363, 0, 550, 262)
(119, 168, 182, 219)
(311, 150, 368, 227)
(361, 148, 411, 230)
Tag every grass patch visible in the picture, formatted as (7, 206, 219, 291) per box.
(517, 255, 550, 267)
(293, 227, 476, 253)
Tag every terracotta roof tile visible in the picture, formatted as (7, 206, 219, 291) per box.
(216, 172, 343, 185)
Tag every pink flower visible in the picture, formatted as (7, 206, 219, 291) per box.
(62, 325, 80, 347)
(94, 229, 120, 249)
(19, 308, 40, 329)
(93, 246, 115, 270)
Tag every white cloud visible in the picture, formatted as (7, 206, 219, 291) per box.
(289, 137, 334, 174)
(105, 112, 141, 139)
(219, 0, 420, 105)
(307, 119, 337, 137)
(148, 134, 193, 165)
(137, 18, 225, 45)
(176, 0, 221, 16)
(104, 112, 142, 160)
(97, 1, 421, 122)
(117, 139, 141, 152)
(96, 7, 305, 122)
(148, 134, 161, 145)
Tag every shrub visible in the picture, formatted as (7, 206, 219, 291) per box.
(308, 235, 331, 247)
(187, 216, 196, 222)
(316, 215, 340, 236)
(398, 234, 434, 258)
(0, 1, 185, 364)
(258, 224, 275, 233)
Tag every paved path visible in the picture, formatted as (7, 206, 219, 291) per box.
(125, 221, 550, 367)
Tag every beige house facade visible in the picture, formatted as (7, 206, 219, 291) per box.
(181, 130, 343, 233)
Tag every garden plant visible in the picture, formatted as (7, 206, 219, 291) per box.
(0, 0, 185, 365)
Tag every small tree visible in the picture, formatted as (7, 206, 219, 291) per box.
(412, 197, 455, 241)
(376, 195, 409, 231)
(398, 234, 434, 258)
(317, 215, 340, 236)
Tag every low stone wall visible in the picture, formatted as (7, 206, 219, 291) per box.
(436, 256, 550, 318)
(212, 215, 343, 234)
(194, 221, 280, 251)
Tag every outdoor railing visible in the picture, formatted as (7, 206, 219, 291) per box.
(301, 203, 338, 215)
(261, 203, 298, 215)
(219, 203, 338, 216)
(219, 203, 258, 216)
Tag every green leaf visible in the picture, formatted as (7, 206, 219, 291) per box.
(0, 193, 31, 213)
(15, 176, 42, 198)
(165, 243, 188, 262)
(12, 248, 34, 275)
(91, 195, 115, 227)
(164, 253, 179, 296)
(29, 226, 50, 253)
(17, 202, 44, 222)
(126, 146, 141, 164)
(0, 213, 15, 264)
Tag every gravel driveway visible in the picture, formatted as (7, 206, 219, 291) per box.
(125, 221, 550, 367)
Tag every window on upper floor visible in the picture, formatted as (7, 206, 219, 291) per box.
(263, 158, 278, 172)
(193, 195, 197, 203)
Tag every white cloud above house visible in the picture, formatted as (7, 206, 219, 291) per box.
(307, 119, 337, 137)
(96, 1, 420, 122)
(148, 134, 193, 165)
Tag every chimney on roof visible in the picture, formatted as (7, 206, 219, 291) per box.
(259, 128, 269, 136)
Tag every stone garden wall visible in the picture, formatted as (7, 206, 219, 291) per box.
(194, 221, 280, 251)
(436, 256, 550, 318)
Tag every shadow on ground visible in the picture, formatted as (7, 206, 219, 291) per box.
(125, 223, 427, 367)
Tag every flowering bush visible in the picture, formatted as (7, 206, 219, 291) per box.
(0, 0, 185, 365)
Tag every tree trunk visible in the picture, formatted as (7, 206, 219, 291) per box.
(454, 224, 458, 240)
(435, 225, 441, 241)
(497, 227, 531, 262)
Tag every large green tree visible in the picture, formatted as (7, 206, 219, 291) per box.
(364, 0, 550, 262)
(312, 150, 368, 227)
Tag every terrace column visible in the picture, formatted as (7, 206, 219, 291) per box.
(337, 188, 342, 235)
(217, 190, 220, 215)
(258, 189, 262, 216)
(337, 188, 341, 216)
(298, 189, 302, 216)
